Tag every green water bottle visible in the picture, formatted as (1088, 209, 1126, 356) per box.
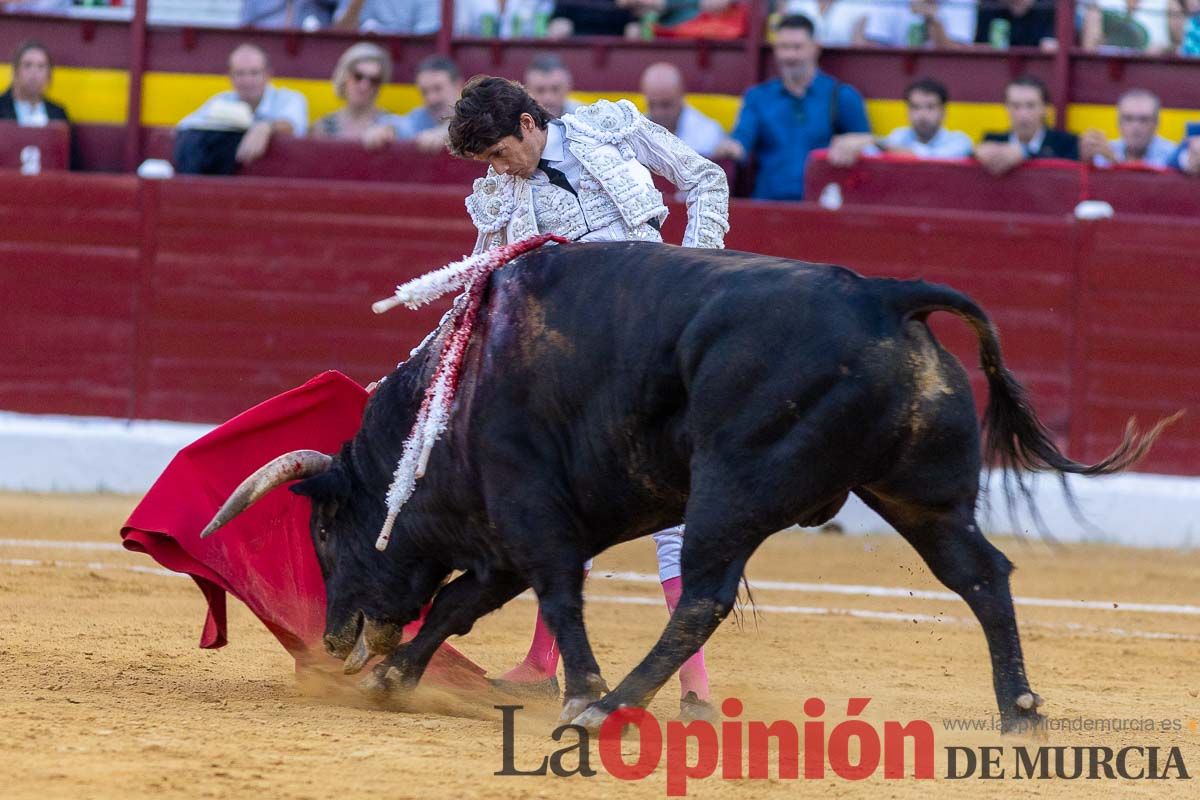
(640, 11, 659, 41)
(906, 22, 926, 47)
(989, 18, 1011, 49)
(480, 12, 499, 37)
(533, 11, 550, 37)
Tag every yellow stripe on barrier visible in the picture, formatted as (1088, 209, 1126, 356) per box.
(1068, 103, 1197, 142)
(868, 99, 1023, 143)
(139, 72, 425, 127)
(5, 65, 1197, 145)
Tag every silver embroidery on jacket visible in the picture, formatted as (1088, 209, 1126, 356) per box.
(466, 98, 728, 253)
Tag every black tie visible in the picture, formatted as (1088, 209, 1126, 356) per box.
(538, 159, 577, 197)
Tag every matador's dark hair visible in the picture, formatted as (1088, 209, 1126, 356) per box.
(447, 75, 551, 158)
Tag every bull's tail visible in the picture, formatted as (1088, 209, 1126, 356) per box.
(887, 279, 1178, 527)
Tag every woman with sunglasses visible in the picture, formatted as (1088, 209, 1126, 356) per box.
(314, 42, 404, 150)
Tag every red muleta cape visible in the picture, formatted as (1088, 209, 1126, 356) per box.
(120, 370, 488, 690)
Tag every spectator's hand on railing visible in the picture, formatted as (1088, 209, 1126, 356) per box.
(974, 141, 1026, 176)
(1183, 137, 1200, 177)
(910, 1, 938, 19)
(362, 124, 397, 152)
(1080, 129, 1116, 164)
(413, 125, 450, 154)
(235, 121, 273, 165)
(827, 133, 875, 168)
(711, 138, 745, 161)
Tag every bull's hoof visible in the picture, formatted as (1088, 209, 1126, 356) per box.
(678, 691, 718, 723)
(559, 696, 595, 724)
(1016, 692, 1044, 711)
(359, 664, 404, 701)
(1001, 693, 1047, 735)
(570, 704, 611, 731)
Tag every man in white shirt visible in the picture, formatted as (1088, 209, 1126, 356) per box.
(784, 0, 876, 45)
(177, 43, 309, 167)
(1080, 88, 1178, 168)
(1081, 0, 1172, 53)
(828, 77, 973, 166)
(866, 0, 978, 47)
(240, 0, 334, 27)
(333, 0, 440, 33)
(639, 62, 727, 159)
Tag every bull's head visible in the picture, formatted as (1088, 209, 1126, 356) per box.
(200, 449, 447, 674)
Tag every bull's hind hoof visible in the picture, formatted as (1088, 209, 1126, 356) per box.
(1016, 692, 1044, 710)
(570, 704, 611, 732)
(1001, 693, 1047, 735)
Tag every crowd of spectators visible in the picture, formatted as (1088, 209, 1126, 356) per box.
(3, 1, 1200, 55)
(718, 13, 1199, 198)
(4, 7, 1200, 190)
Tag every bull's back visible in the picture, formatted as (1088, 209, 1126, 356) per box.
(474, 242, 910, 426)
(490, 242, 891, 357)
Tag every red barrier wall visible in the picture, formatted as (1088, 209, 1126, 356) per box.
(1, 171, 1196, 474)
(0, 122, 70, 172)
(804, 154, 1087, 216)
(1, 173, 141, 418)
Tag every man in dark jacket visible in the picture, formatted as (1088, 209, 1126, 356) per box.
(0, 40, 76, 168)
(975, 75, 1078, 176)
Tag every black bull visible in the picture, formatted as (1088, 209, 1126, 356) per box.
(203, 242, 1166, 731)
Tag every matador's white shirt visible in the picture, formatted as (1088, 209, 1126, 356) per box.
(466, 99, 729, 254)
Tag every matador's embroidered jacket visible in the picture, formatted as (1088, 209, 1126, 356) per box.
(465, 99, 729, 254)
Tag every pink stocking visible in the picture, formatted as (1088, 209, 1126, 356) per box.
(661, 576, 711, 700)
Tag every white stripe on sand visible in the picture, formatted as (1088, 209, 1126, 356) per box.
(2, 555, 1197, 643)
(518, 593, 1200, 643)
(0, 538, 125, 552)
(594, 571, 1200, 617)
(3, 538, 1198, 616)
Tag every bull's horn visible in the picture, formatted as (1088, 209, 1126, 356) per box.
(200, 450, 332, 538)
(343, 626, 372, 675)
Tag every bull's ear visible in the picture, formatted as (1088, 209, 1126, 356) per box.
(290, 467, 349, 502)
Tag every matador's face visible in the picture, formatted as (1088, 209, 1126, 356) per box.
(474, 113, 548, 180)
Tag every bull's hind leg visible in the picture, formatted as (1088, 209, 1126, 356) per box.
(857, 489, 1044, 732)
(572, 525, 756, 730)
(570, 458, 805, 730)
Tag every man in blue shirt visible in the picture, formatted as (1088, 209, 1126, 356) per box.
(713, 14, 870, 201)
(392, 55, 462, 153)
(1170, 122, 1200, 176)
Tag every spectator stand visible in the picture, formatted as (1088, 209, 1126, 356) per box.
(3, 167, 1196, 473)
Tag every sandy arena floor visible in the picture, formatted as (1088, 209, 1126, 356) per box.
(0, 491, 1197, 799)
